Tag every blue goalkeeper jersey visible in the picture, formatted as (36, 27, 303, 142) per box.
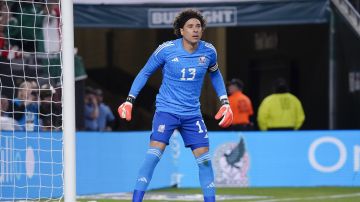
(129, 38, 227, 115)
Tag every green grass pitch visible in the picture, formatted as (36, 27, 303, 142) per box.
(78, 187, 360, 202)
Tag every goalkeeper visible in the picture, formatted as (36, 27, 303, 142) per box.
(118, 9, 233, 202)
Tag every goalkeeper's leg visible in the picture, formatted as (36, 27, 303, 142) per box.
(179, 115, 216, 202)
(193, 146, 216, 202)
(133, 112, 178, 202)
(132, 141, 166, 202)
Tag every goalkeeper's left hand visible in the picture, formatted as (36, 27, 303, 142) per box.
(117, 96, 135, 121)
(215, 98, 233, 128)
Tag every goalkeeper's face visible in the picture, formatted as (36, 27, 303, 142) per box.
(180, 18, 203, 45)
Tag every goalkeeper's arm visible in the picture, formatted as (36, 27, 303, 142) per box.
(117, 52, 163, 121)
(209, 69, 233, 128)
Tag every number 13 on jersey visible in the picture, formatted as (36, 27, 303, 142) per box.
(180, 68, 196, 81)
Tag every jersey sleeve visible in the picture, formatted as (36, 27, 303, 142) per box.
(206, 43, 227, 99)
(128, 43, 168, 98)
(209, 70, 227, 99)
(206, 43, 219, 73)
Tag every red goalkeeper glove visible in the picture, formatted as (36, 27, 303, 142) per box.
(117, 96, 135, 121)
(215, 98, 233, 128)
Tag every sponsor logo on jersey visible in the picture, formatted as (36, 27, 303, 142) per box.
(158, 124, 165, 133)
(171, 57, 179, 62)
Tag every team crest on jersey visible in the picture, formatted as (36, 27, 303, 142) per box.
(158, 124, 165, 133)
(199, 56, 206, 64)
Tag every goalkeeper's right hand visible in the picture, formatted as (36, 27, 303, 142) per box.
(118, 96, 135, 121)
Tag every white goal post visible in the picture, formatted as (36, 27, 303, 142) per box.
(61, 0, 77, 201)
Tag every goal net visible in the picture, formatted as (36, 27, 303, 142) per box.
(1, 0, 65, 200)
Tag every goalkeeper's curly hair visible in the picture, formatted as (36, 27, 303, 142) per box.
(173, 9, 206, 38)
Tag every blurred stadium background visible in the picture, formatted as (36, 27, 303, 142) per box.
(73, 0, 360, 201)
(73, 0, 360, 131)
(1, 0, 360, 201)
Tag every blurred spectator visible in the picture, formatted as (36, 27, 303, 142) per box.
(41, 0, 86, 129)
(9, 0, 46, 52)
(0, 1, 9, 56)
(257, 78, 305, 131)
(227, 79, 254, 131)
(84, 87, 99, 131)
(40, 0, 62, 86)
(13, 80, 41, 131)
(94, 88, 115, 131)
(42, 0, 60, 54)
(0, 95, 20, 131)
(0, 1, 22, 60)
(39, 83, 62, 131)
